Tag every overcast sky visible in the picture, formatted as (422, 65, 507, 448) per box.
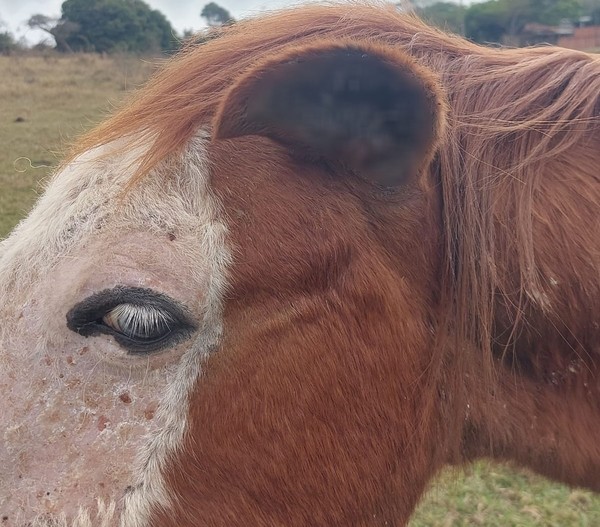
(0, 0, 302, 44)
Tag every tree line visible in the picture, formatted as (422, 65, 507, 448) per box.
(1, 0, 234, 54)
(1, 0, 598, 55)
(416, 0, 599, 43)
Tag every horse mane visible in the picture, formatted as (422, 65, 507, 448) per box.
(67, 2, 600, 450)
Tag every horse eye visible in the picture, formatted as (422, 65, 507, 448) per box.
(66, 286, 197, 354)
(102, 304, 174, 342)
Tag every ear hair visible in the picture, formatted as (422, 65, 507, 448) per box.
(213, 39, 447, 187)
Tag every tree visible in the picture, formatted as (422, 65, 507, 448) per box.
(201, 2, 234, 26)
(464, 0, 508, 43)
(0, 31, 17, 55)
(63, 0, 176, 53)
(464, 0, 581, 43)
(580, 0, 600, 24)
(0, 19, 18, 54)
(30, 0, 177, 54)
(418, 2, 466, 34)
(27, 14, 80, 52)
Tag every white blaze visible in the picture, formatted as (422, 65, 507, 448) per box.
(0, 136, 229, 526)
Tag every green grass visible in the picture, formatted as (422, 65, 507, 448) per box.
(1, 53, 599, 526)
(411, 462, 600, 526)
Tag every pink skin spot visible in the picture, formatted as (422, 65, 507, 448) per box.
(97, 415, 110, 431)
(144, 406, 157, 420)
(65, 377, 81, 389)
(119, 392, 132, 404)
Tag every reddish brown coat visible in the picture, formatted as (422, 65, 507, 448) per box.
(68, 4, 599, 525)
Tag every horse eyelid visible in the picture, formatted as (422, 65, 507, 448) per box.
(65, 286, 198, 353)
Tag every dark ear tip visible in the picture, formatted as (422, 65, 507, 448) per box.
(213, 39, 448, 185)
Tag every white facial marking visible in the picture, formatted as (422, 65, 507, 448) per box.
(0, 135, 230, 526)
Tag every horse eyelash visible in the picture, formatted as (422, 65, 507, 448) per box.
(103, 304, 174, 339)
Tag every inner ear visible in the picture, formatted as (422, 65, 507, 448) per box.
(213, 40, 447, 187)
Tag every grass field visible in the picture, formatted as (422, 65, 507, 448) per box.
(1, 53, 599, 526)
(0, 53, 158, 235)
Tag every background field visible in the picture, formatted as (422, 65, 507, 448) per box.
(1, 53, 599, 526)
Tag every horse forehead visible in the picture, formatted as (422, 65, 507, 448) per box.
(0, 135, 220, 303)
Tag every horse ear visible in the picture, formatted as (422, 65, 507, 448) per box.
(213, 40, 447, 187)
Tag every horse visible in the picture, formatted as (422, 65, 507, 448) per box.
(0, 3, 598, 526)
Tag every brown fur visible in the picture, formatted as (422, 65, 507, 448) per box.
(157, 137, 447, 525)
(65, 3, 599, 524)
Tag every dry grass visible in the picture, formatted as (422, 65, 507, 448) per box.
(0, 53, 157, 236)
(1, 53, 599, 526)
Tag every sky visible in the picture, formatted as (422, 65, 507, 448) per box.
(0, 0, 301, 44)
